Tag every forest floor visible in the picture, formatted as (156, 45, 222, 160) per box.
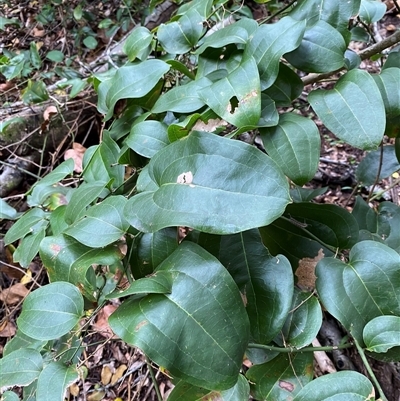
(1, 1, 400, 400)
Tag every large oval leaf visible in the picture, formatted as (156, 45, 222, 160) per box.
(124, 131, 291, 234)
(17, 282, 84, 340)
(260, 113, 320, 185)
(246, 352, 313, 401)
(36, 361, 79, 401)
(309, 69, 386, 150)
(363, 316, 400, 353)
(109, 241, 250, 390)
(372, 68, 400, 118)
(218, 229, 293, 344)
(316, 241, 400, 344)
(285, 20, 346, 73)
(0, 348, 43, 387)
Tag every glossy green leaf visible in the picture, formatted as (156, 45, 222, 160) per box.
(352, 196, 377, 232)
(125, 120, 170, 158)
(40, 234, 122, 300)
(0, 348, 43, 387)
(17, 282, 84, 340)
(36, 361, 78, 401)
(109, 242, 250, 390)
(13, 227, 46, 267)
(363, 316, 400, 353)
(258, 94, 279, 127)
(356, 145, 400, 185)
(244, 17, 306, 90)
(218, 230, 293, 344)
(21, 80, 49, 104)
(65, 196, 129, 248)
(309, 69, 386, 150)
(198, 56, 261, 127)
(290, 186, 327, 203)
(168, 374, 250, 401)
(167, 60, 196, 80)
(344, 49, 361, 70)
(64, 182, 108, 224)
(376, 202, 400, 252)
(124, 131, 291, 234)
(83, 133, 124, 188)
(285, 202, 359, 249)
(195, 18, 258, 55)
(46, 50, 64, 62)
(372, 67, 400, 118)
(49, 205, 69, 235)
(131, 228, 178, 279)
(247, 352, 313, 401)
(263, 63, 303, 107)
(359, 0, 386, 24)
(0, 198, 19, 220)
(123, 26, 153, 61)
(104, 59, 170, 120)
(384, 47, 400, 70)
(4, 207, 47, 245)
(30, 42, 42, 69)
(152, 76, 212, 114)
(259, 219, 334, 267)
(316, 241, 400, 344)
(157, 9, 204, 54)
(292, 371, 374, 401)
(261, 113, 320, 185)
(277, 289, 322, 349)
(285, 21, 345, 73)
(289, 0, 360, 40)
(1, 391, 19, 401)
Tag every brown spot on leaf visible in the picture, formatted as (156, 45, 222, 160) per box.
(50, 243, 62, 256)
(135, 320, 149, 332)
(295, 249, 324, 291)
(279, 380, 294, 392)
(201, 392, 222, 400)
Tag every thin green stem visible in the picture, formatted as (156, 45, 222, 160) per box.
(145, 355, 163, 401)
(352, 334, 388, 401)
(247, 342, 353, 353)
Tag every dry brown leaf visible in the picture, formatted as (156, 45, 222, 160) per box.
(31, 26, 45, 37)
(295, 249, 324, 291)
(91, 304, 118, 338)
(101, 364, 113, 385)
(0, 320, 16, 337)
(43, 105, 58, 121)
(64, 142, 87, 173)
(0, 282, 29, 305)
(192, 118, 228, 132)
(110, 364, 127, 385)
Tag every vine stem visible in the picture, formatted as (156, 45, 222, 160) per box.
(247, 342, 353, 353)
(351, 334, 389, 401)
(145, 355, 163, 401)
(302, 29, 400, 86)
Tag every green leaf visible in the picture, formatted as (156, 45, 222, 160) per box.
(198, 56, 261, 127)
(152, 76, 212, 114)
(285, 202, 359, 249)
(109, 242, 250, 390)
(40, 234, 122, 300)
(352, 196, 377, 232)
(263, 63, 303, 107)
(0, 198, 19, 220)
(363, 316, 400, 353)
(244, 16, 306, 90)
(359, 0, 386, 24)
(64, 196, 129, 248)
(17, 282, 84, 340)
(36, 361, 79, 401)
(277, 289, 322, 349)
(65, 182, 109, 224)
(1, 391, 19, 401)
(292, 371, 374, 401)
(3, 330, 47, 356)
(124, 131, 291, 234)
(73, 4, 82, 20)
(284, 20, 345, 73)
(384, 47, 400, 70)
(309, 69, 386, 150)
(104, 59, 170, 120)
(123, 26, 153, 61)
(0, 16, 22, 30)
(316, 240, 400, 344)
(0, 348, 43, 387)
(195, 18, 258, 55)
(130, 228, 178, 279)
(21, 79, 49, 104)
(372, 67, 400, 118)
(356, 145, 400, 185)
(4, 207, 47, 244)
(125, 121, 170, 158)
(30, 42, 42, 69)
(46, 50, 64, 62)
(260, 113, 320, 185)
(13, 228, 46, 268)
(157, 9, 204, 54)
(83, 36, 98, 49)
(218, 230, 293, 344)
(246, 352, 313, 401)
(168, 374, 250, 401)
(167, 59, 196, 80)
